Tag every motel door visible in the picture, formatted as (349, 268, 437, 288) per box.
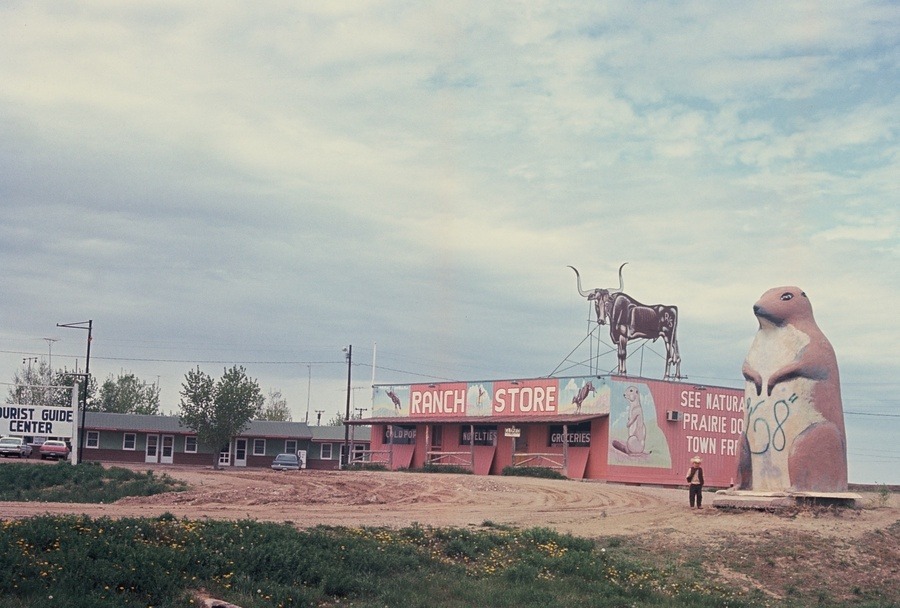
(161, 435, 174, 464)
(218, 445, 231, 467)
(234, 438, 247, 467)
(145, 434, 159, 464)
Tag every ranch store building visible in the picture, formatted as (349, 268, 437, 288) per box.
(348, 375, 744, 487)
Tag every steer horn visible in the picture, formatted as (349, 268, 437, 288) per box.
(615, 262, 627, 293)
(567, 263, 628, 297)
(568, 265, 592, 297)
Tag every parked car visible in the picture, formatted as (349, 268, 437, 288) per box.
(0, 436, 33, 458)
(39, 440, 71, 461)
(271, 453, 300, 471)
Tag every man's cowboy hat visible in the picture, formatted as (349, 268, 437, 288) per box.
(691, 456, 702, 463)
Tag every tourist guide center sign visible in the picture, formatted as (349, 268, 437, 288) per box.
(1, 387, 78, 438)
(0, 404, 75, 437)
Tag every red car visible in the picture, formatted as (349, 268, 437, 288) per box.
(39, 440, 71, 460)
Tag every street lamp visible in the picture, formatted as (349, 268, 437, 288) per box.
(57, 320, 93, 464)
(343, 345, 352, 468)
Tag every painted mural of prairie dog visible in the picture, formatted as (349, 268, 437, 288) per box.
(736, 286, 847, 492)
(612, 386, 649, 455)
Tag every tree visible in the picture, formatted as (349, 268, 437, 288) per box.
(7, 361, 96, 409)
(257, 389, 292, 421)
(179, 365, 264, 469)
(326, 410, 345, 426)
(97, 372, 161, 415)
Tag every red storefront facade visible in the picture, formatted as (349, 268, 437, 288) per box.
(351, 375, 744, 488)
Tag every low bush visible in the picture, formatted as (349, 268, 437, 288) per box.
(502, 465, 567, 479)
(345, 462, 388, 472)
(418, 463, 473, 474)
(0, 462, 187, 503)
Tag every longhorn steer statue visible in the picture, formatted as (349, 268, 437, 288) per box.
(569, 264, 682, 379)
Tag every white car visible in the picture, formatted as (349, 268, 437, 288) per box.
(0, 436, 32, 458)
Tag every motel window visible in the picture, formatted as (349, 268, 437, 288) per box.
(184, 436, 198, 453)
(86, 431, 99, 449)
(123, 433, 136, 451)
(430, 425, 443, 448)
(385, 425, 416, 445)
(352, 443, 367, 461)
(548, 422, 592, 447)
(285, 439, 297, 454)
(253, 438, 266, 456)
(460, 425, 497, 446)
(321, 443, 333, 460)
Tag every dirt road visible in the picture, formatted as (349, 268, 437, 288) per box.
(1, 466, 896, 544)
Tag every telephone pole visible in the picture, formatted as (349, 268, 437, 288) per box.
(43, 337, 59, 370)
(57, 320, 92, 464)
(342, 345, 352, 468)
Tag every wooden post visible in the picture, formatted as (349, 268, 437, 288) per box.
(469, 424, 475, 471)
(387, 424, 393, 470)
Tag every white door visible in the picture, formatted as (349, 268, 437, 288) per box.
(161, 435, 174, 464)
(218, 444, 231, 467)
(234, 438, 248, 467)
(145, 434, 159, 463)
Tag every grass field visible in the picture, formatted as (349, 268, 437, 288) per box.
(0, 463, 895, 608)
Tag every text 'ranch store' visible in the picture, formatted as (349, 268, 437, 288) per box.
(355, 376, 744, 487)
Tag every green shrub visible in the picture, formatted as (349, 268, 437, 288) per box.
(345, 462, 388, 471)
(418, 463, 473, 474)
(0, 462, 187, 503)
(876, 483, 891, 508)
(501, 465, 567, 479)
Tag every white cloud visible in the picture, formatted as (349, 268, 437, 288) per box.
(1, 1, 897, 482)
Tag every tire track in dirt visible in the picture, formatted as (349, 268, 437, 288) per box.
(1, 467, 895, 543)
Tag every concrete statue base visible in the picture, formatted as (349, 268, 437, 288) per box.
(712, 489, 862, 510)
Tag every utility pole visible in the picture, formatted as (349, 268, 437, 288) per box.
(350, 406, 367, 466)
(43, 338, 59, 402)
(305, 364, 311, 424)
(43, 337, 59, 371)
(57, 320, 92, 464)
(22, 357, 38, 404)
(343, 345, 352, 469)
(22, 357, 38, 373)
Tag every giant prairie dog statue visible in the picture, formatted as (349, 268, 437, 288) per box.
(736, 286, 848, 492)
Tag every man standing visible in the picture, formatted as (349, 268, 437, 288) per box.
(686, 455, 704, 509)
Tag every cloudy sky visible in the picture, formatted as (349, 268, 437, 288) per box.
(2, 2, 897, 483)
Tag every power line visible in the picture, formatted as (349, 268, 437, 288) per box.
(94, 356, 340, 365)
(1, 348, 458, 383)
